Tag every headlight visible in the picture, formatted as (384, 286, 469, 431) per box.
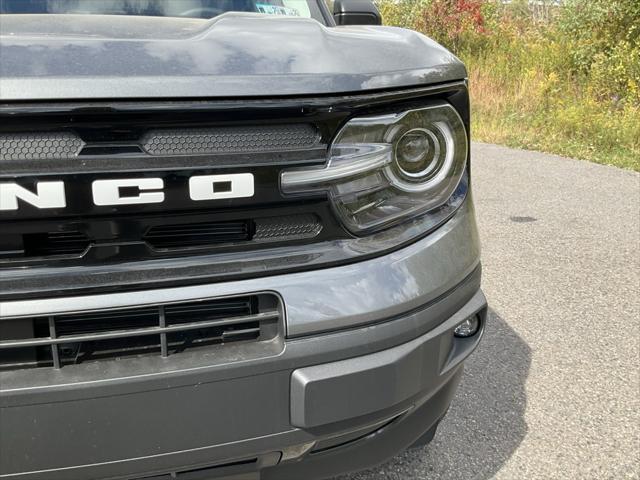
(280, 102, 468, 234)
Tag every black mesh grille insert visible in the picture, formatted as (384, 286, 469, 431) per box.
(0, 294, 280, 371)
(0, 132, 85, 160)
(254, 214, 323, 241)
(141, 124, 320, 155)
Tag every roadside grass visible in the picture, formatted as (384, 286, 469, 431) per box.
(375, 0, 640, 172)
(466, 61, 640, 170)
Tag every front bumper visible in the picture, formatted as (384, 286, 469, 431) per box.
(0, 199, 485, 480)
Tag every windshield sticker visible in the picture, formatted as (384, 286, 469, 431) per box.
(256, 3, 300, 16)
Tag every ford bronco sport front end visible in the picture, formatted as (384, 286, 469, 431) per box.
(0, 1, 486, 479)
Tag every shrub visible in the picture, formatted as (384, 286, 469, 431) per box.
(374, 0, 639, 170)
(414, 0, 487, 53)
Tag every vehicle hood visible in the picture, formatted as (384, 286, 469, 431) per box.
(0, 13, 466, 101)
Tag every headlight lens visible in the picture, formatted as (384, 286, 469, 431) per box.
(395, 128, 438, 178)
(281, 102, 468, 234)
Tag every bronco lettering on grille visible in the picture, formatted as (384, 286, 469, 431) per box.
(0, 174, 255, 211)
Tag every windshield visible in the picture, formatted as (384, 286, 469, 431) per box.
(0, 0, 326, 21)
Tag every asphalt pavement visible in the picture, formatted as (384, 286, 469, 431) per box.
(338, 143, 640, 479)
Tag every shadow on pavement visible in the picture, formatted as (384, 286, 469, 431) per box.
(337, 307, 531, 480)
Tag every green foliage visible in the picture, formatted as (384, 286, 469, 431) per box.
(589, 40, 640, 104)
(374, 0, 640, 170)
(375, 0, 429, 29)
(558, 0, 640, 72)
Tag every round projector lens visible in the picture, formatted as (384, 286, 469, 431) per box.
(395, 128, 438, 179)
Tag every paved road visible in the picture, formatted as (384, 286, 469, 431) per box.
(338, 143, 640, 479)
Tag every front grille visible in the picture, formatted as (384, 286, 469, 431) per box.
(0, 294, 280, 371)
(0, 119, 332, 267)
(0, 97, 355, 293)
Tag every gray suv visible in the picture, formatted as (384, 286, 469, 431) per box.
(0, 1, 486, 479)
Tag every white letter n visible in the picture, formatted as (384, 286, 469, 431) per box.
(0, 181, 66, 211)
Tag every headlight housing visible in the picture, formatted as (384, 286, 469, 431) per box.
(281, 102, 468, 234)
